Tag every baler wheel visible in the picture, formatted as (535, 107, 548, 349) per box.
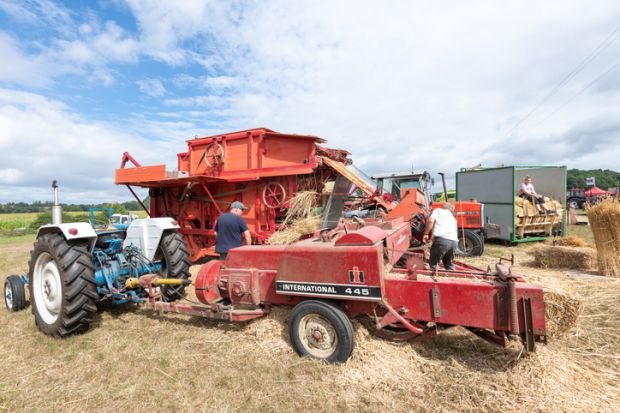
(456, 229, 484, 257)
(358, 316, 419, 342)
(154, 231, 191, 302)
(289, 300, 354, 363)
(205, 143, 224, 168)
(28, 234, 98, 337)
(4, 275, 27, 312)
(262, 182, 286, 208)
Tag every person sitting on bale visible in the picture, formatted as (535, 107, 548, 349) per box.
(518, 176, 550, 215)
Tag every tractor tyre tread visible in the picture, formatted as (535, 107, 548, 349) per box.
(4, 275, 27, 311)
(457, 229, 484, 257)
(157, 231, 191, 302)
(28, 233, 98, 337)
(288, 300, 355, 363)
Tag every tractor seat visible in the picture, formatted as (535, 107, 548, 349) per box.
(95, 230, 127, 249)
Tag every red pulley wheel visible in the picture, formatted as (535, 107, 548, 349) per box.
(262, 182, 286, 208)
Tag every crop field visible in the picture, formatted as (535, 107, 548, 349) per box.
(0, 213, 38, 232)
(0, 211, 148, 234)
(1, 227, 619, 412)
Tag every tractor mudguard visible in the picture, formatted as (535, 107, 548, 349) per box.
(36, 223, 98, 251)
(122, 218, 180, 261)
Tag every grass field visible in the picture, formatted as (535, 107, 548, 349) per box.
(0, 211, 148, 234)
(1, 226, 619, 412)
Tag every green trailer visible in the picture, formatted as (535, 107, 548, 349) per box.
(456, 166, 567, 243)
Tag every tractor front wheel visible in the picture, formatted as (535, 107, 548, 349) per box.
(4, 275, 27, 311)
(289, 300, 354, 363)
(28, 234, 98, 337)
(155, 232, 191, 302)
(456, 229, 484, 257)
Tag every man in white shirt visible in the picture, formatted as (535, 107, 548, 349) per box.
(422, 203, 458, 270)
(518, 176, 550, 214)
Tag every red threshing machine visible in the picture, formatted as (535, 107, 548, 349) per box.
(115, 128, 388, 262)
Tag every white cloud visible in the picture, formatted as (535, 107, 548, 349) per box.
(127, 1, 620, 175)
(0, 6, 139, 87)
(0, 88, 185, 202)
(163, 95, 225, 107)
(2, 0, 620, 203)
(0, 168, 23, 184)
(172, 74, 239, 90)
(137, 78, 166, 97)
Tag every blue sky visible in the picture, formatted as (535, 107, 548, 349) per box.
(1, 0, 620, 203)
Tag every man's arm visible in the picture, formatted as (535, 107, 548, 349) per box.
(422, 217, 435, 243)
(243, 230, 251, 245)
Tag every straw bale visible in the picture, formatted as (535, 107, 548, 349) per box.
(587, 198, 620, 277)
(531, 245, 596, 270)
(543, 289, 582, 337)
(515, 197, 536, 217)
(545, 236, 589, 248)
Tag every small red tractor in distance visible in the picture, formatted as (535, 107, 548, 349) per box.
(370, 171, 485, 256)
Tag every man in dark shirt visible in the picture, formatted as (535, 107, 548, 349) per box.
(214, 201, 252, 260)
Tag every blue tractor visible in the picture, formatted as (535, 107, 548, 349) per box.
(3, 181, 191, 336)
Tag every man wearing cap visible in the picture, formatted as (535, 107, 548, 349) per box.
(214, 201, 252, 260)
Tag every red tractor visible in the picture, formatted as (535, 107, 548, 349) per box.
(371, 171, 485, 256)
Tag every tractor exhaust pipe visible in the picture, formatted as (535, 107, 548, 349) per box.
(51, 180, 62, 225)
(438, 172, 448, 202)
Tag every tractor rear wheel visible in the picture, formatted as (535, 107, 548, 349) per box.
(28, 233, 98, 337)
(289, 300, 354, 363)
(456, 229, 484, 257)
(154, 232, 191, 302)
(4, 275, 27, 311)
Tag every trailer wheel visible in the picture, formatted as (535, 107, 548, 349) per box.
(155, 231, 191, 302)
(456, 229, 484, 257)
(4, 275, 27, 311)
(28, 234, 98, 337)
(289, 300, 354, 363)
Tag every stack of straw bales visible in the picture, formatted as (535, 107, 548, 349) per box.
(515, 196, 537, 217)
(587, 198, 620, 276)
(268, 191, 321, 245)
(515, 196, 563, 219)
